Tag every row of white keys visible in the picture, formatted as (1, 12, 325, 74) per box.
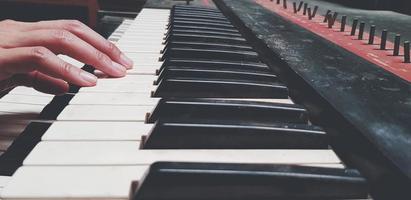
(1, 9, 344, 200)
(57, 9, 169, 123)
(0, 15, 135, 198)
(1, 9, 172, 199)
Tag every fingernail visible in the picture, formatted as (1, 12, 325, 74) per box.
(113, 61, 127, 75)
(80, 70, 97, 84)
(119, 53, 133, 69)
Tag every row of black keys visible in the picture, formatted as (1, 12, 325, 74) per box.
(144, 6, 320, 148)
(151, 5, 288, 98)
(139, 6, 368, 199)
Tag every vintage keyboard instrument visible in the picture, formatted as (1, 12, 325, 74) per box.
(0, 0, 410, 199)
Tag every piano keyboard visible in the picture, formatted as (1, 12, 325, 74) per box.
(0, 5, 370, 200)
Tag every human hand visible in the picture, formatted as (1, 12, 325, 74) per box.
(0, 19, 133, 95)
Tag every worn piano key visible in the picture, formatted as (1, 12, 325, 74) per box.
(133, 162, 369, 200)
(160, 47, 260, 62)
(23, 141, 341, 165)
(42, 121, 151, 141)
(143, 120, 328, 149)
(147, 99, 306, 124)
(153, 78, 288, 98)
(156, 67, 278, 84)
(57, 105, 153, 121)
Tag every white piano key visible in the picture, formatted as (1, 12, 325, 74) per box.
(127, 56, 163, 67)
(1, 166, 147, 200)
(70, 93, 158, 106)
(0, 94, 54, 105)
(0, 176, 11, 188)
(93, 75, 156, 84)
(57, 105, 153, 121)
(127, 66, 157, 75)
(0, 103, 45, 114)
(42, 121, 151, 141)
(7, 87, 52, 97)
(118, 44, 165, 52)
(78, 82, 156, 93)
(24, 141, 341, 166)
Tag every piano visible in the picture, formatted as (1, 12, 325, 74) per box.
(0, 0, 410, 199)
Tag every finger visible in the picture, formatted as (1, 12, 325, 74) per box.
(0, 47, 98, 87)
(16, 20, 133, 69)
(6, 29, 126, 77)
(12, 72, 69, 95)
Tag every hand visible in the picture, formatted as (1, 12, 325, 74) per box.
(0, 19, 133, 95)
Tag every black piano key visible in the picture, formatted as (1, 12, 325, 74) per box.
(160, 48, 260, 62)
(173, 6, 223, 14)
(147, 98, 307, 124)
(157, 59, 272, 75)
(153, 78, 288, 98)
(171, 11, 225, 20)
(166, 25, 239, 35)
(0, 122, 51, 175)
(161, 41, 252, 53)
(163, 34, 247, 46)
(168, 20, 235, 30)
(166, 18, 232, 30)
(170, 17, 231, 25)
(132, 162, 369, 200)
(158, 60, 270, 74)
(143, 120, 328, 149)
(165, 29, 242, 39)
(40, 94, 74, 120)
(170, 13, 228, 21)
(156, 67, 278, 84)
